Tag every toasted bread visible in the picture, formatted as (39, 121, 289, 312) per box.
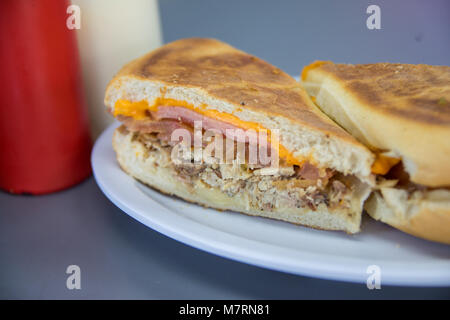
(105, 39, 373, 179)
(302, 61, 450, 187)
(302, 61, 450, 243)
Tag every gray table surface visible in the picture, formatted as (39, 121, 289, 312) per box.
(1, 0, 450, 299)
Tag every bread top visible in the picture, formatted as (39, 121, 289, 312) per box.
(303, 62, 450, 126)
(107, 38, 364, 145)
(302, 61, 450, 187)
(105, 39, 374, 178)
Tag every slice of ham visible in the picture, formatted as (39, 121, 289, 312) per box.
(296, 162, 320, 180)
(118, 106, 337, 184)
(153, 106, 260, 144)
(295, 162, 335, 184)
(117, 115, 194, 145)
(119, 106, 277, 165)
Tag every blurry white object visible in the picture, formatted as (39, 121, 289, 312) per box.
(73, 0, 162, 138)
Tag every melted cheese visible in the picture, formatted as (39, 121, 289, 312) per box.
(114, 98, 402, 175)
(371, 154, 400, 175)
(114, 98, 304, 166)
(301, 60, 330, 81)
(114, 100, 152, 120)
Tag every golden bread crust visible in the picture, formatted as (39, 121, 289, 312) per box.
(108, 38, 363, 145)
(312, 62, 450, 125)
(365, 190, 450, 244)
(303, 61, 450, 187)
(397, 207, 450, 244)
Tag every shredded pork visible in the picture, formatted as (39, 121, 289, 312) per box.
(131, 129, 354, 212)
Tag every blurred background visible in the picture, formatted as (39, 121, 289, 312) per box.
(160, 0, 450, 71)
(83, 0, 450, 137)
(1, 0, 450, 299)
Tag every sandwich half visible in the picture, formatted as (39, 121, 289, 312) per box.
(105, 38, 374, 234)
(302, 61, 450, 243)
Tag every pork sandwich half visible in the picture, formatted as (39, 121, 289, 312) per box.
(302, 61, 450, 243)
(105, 38, 374, 234)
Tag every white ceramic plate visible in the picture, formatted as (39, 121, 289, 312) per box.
(92, 123, 450, 286)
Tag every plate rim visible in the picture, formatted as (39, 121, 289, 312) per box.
(92, 122, 450, 286)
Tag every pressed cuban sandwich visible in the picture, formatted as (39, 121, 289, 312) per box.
(302, 61, 450, 243)
(105, 38, 375, 234)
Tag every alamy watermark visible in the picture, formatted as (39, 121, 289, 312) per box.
(167, 121, 281, 172)
(366, 5, 381, 30)
(366, 265, 382, 289)
(66, 265, 81, 290)
(66, 4, 81, 30)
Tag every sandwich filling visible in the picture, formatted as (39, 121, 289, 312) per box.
(116, 125, 361, 213)
(113, 98, 305, 166)
(112, 95, 368, 217)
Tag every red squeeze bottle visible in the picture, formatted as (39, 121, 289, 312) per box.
(0, 0, 92, 194)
